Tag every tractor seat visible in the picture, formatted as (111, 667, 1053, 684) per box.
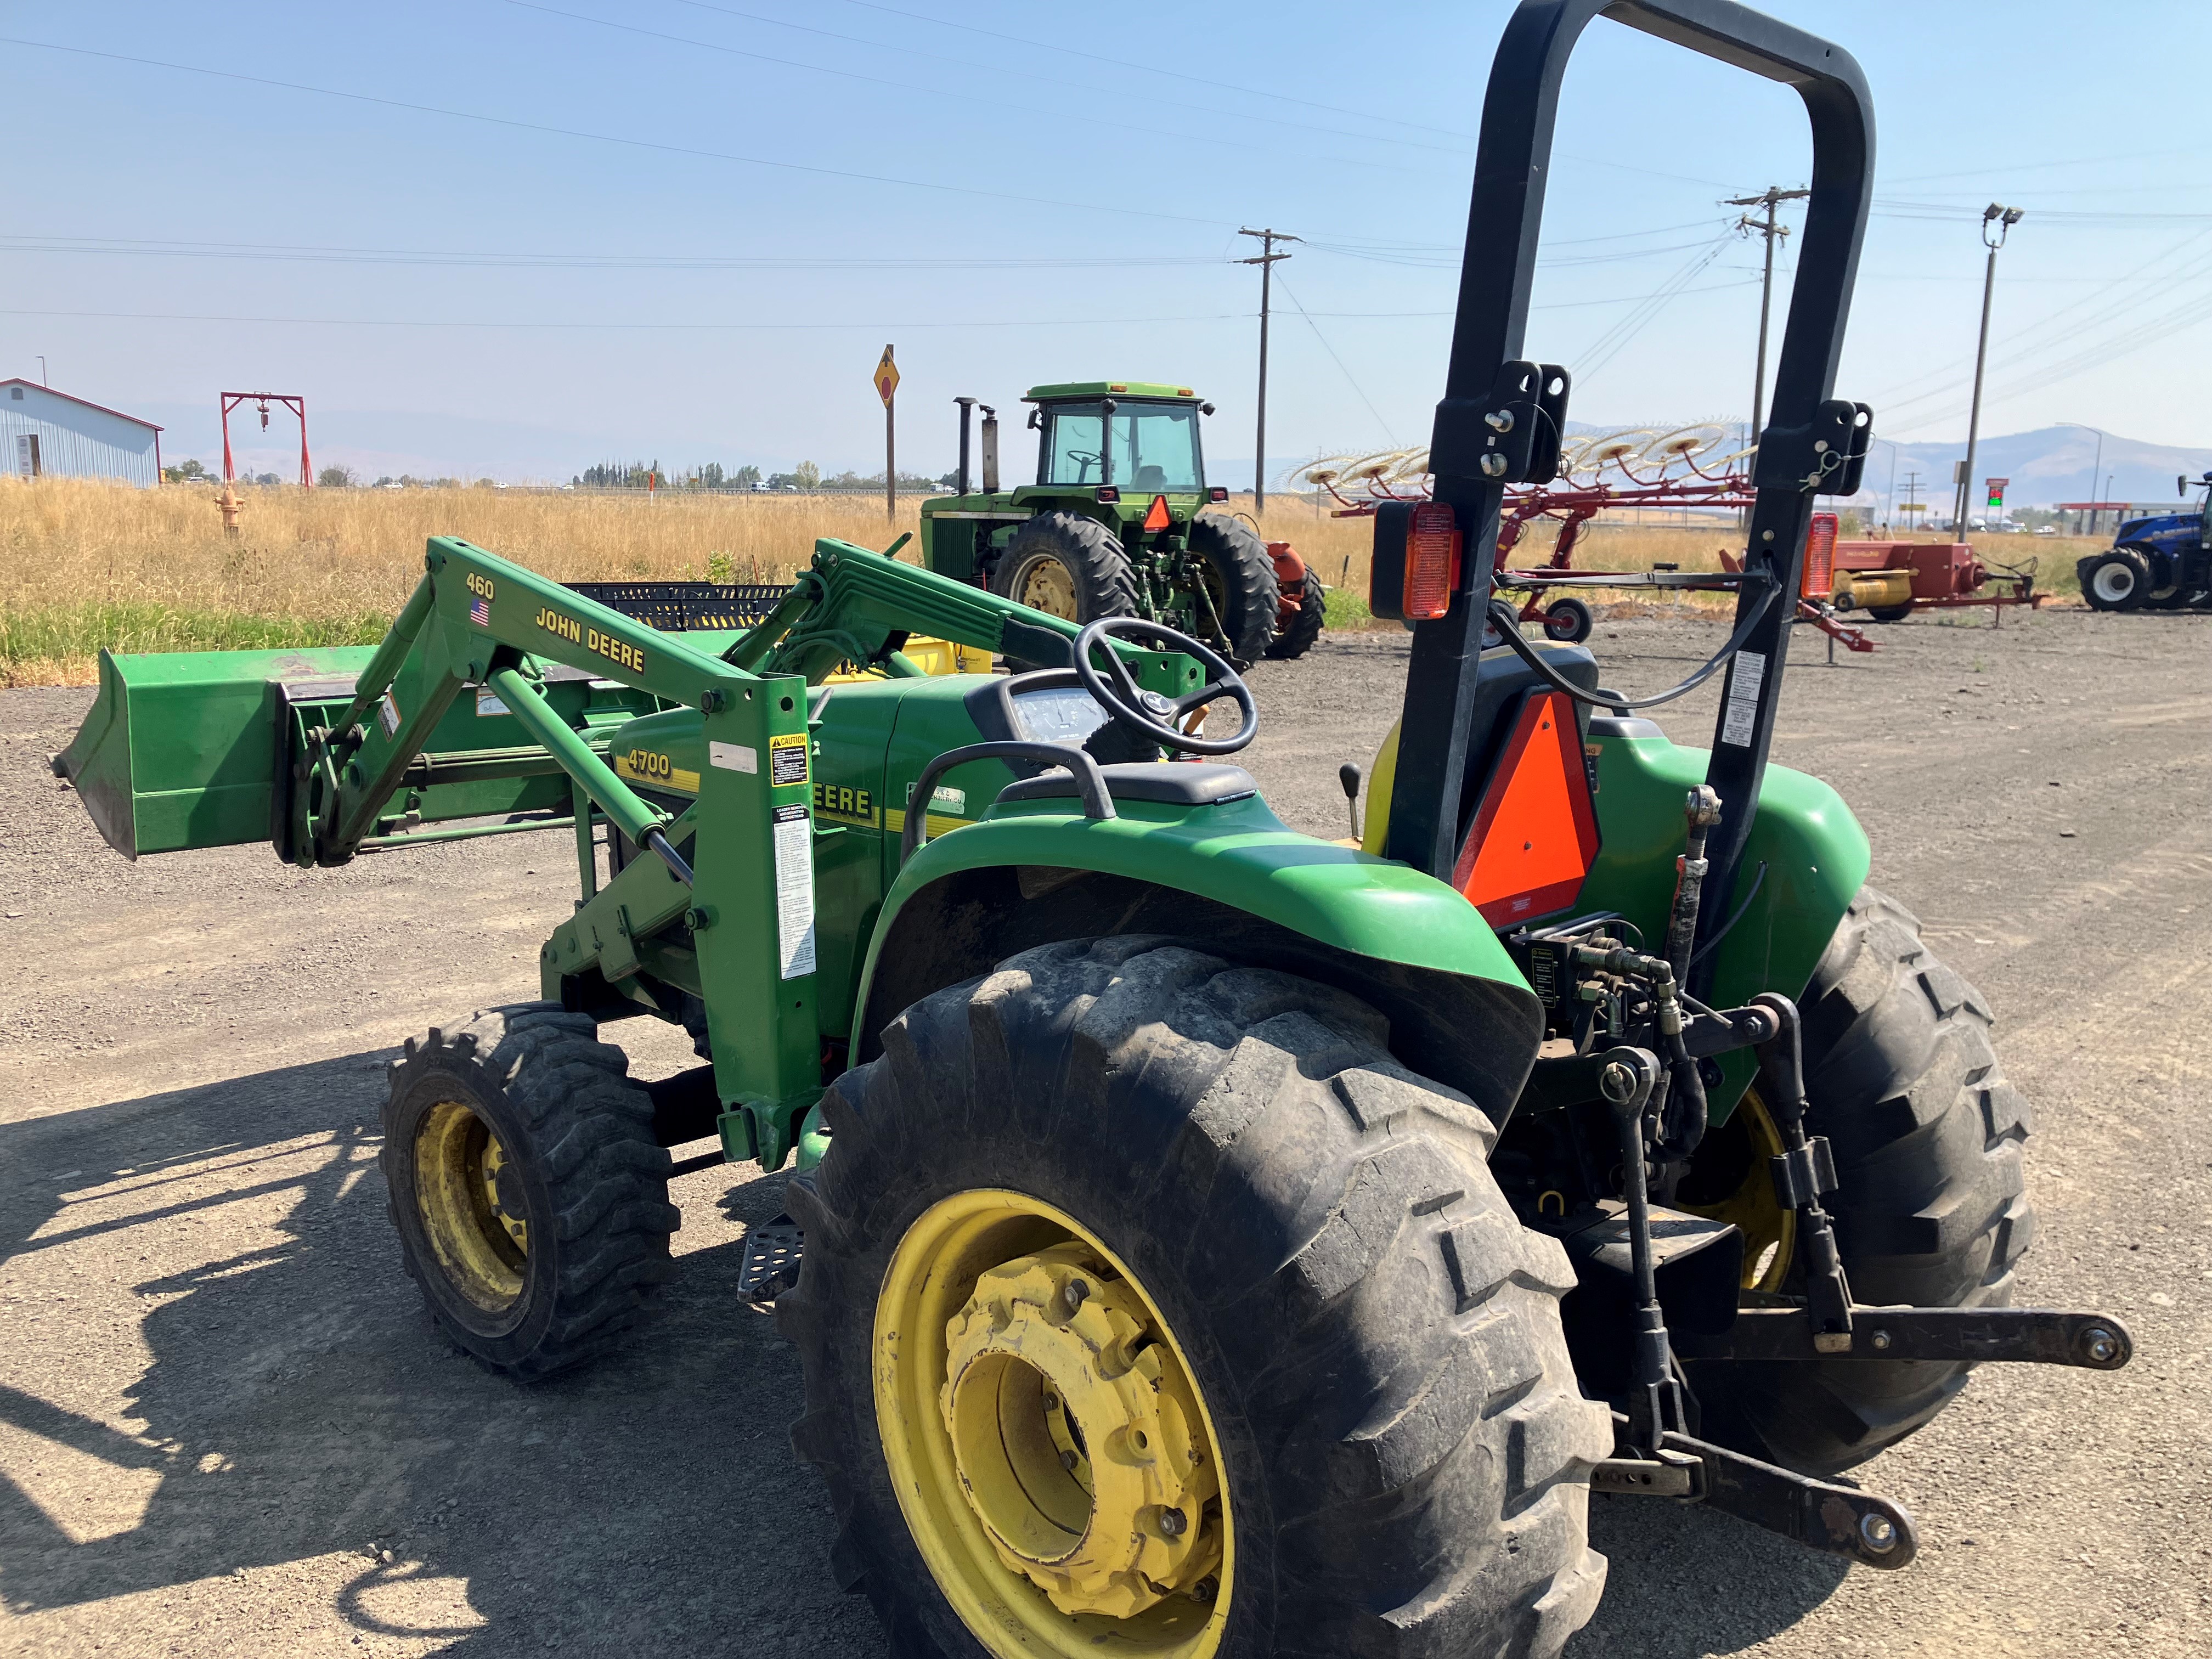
(998, 761, 1257, 809)
(1131, 465, 1168, 491)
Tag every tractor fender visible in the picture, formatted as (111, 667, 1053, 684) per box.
(849, 800, 1545, 1130)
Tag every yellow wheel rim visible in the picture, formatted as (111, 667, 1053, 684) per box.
(1012, 554, 1080, 621)
(1680, 1088, 1796, 1294)
(414, 1100, 528, 1311)
(874, 1190, 1232, 1658)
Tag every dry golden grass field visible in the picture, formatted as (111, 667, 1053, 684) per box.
(0, 478, 2101, 686)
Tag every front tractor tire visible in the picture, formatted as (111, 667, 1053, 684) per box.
(2078, 546, 2150, 611)
(382, 1004, 679, 1379)
(1683, 888, 2035, 1475)
(780, 939, 1610, 1659)
(1187, 514, 1283, 666)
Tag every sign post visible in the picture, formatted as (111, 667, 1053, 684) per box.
(874, 345, 900, 525)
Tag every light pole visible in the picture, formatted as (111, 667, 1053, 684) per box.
(1953, 203, 2023, 535)
(2058, 422, 2106, 535)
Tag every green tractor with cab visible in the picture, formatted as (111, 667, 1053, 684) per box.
(919, 381, 1320, 665)
(55, 4, 2133, 1655)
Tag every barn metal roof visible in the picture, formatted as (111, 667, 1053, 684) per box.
(0, 379, 163, 431)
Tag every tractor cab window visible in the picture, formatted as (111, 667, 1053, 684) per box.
(1039, 402, 1203, 492)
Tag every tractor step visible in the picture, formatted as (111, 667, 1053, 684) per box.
(737, 1215, 804, 1304)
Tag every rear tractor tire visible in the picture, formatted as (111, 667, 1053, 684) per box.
(1680, 887, 2035, 1475)
(1188, 513, 1284, 666)
(992, 511, 1140, 632)
(780, 938, 1611, 1659)
(2078, 547, 2150, 612)
(382, 1003, 679, 1379)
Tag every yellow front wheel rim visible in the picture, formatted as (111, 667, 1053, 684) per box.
(875, 1191, 1232, 1658)
(1012, 555, 1080, 620)
(414, 1100, 528, 1311)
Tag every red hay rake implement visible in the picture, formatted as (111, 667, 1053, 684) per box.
(1296, 425, 1877, 652)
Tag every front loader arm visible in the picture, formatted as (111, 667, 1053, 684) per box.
(296, 535, 824, 1154)
(732, 538, 1202, 699)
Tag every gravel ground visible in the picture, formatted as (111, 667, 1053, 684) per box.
(1, 602, 2206, 1657)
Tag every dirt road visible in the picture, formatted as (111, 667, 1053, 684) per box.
(3, 603, 2206, 1656)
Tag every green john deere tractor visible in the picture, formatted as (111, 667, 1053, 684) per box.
(55, 4, 2131, 1655)
(918, 381, 1307, 665)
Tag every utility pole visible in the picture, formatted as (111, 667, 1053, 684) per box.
(1901, 469, 1922, 532)
(1726, 187, 1810, 452)
(1953, 204, 2023, 536)
(1238, 227, 1297, 514)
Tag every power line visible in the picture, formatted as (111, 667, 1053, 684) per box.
(1, 35, 1226, 229)
(0, 306, 1254, 331)
(832, 0, 1479, 145)
(496, 0, 1438, 173)
(0, 234, 1228, 272)
(1571, 234, 1734, 380)
(1273, 273, 1397, 447)
(662, 0, 1475, 157)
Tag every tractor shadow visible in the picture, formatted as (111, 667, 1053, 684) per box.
(0, 1049, 885, 1656)
(1566, 1494, 1850, 1656)
(1, 1048, 1848, 1656)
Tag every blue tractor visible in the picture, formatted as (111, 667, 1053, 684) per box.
(2077, 472, 2212, 611)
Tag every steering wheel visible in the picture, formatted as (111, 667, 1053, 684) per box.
(1062, 449, 1101, 483)
(1073, 616, 1257, 757)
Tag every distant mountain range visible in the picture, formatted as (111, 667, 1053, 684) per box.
(1855, 426, 2212, 512)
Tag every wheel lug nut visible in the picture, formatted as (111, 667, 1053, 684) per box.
(1063, 1279, 1090, 1312)
(1188, 1575, 1217, 1602)
(1158, 1506, 1187, 1537)
(1060, 1449, 1078, 1471)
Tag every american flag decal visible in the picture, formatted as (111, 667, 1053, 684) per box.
(470, 596, 491, 628)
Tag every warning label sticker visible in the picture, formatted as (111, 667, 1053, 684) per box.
(769, 732, 810, 787)
(772, 803, 817, 980)
(379, 689, 402, 738)
(1719, 650, 1766, 747)
(709, 741, 757, 774)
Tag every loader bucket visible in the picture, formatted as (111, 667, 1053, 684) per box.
(56, 644, 383, 859)
(55, 644, 658, 862)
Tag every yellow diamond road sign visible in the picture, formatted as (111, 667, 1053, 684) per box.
(874, 346, 899, 406)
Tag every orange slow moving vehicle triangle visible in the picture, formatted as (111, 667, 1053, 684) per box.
(1142, 494, 1172, 532)
(1451, 690, 1601, 926)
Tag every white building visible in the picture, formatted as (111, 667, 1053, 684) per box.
(1, 379, 163, 487)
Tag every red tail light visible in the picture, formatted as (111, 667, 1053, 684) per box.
(1451, 691, 1601, 926)
(1403, 502, 1463, 620)
(1802, 511, 1837, 598)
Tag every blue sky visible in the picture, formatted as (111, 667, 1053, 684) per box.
(4, 1, 2209, 484)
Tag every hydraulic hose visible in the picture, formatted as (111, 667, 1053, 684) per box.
(1485, 579, 1779, 712)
